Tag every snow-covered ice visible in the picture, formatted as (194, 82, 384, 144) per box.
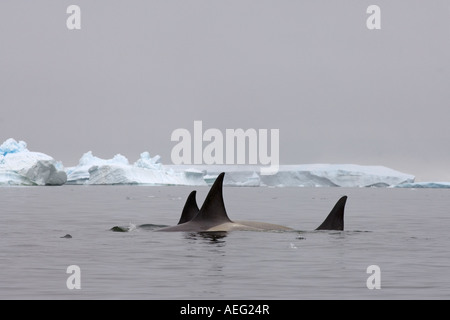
(0, 138, 434, 188)
(0, 139, 67, 186)
(65, 151, 130, 184)
(69, 155, 416, 188)
(168, 164, 415, 187)
(66, 151, 206, 186)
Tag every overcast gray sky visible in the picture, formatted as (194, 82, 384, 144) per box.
(1, 1, 450, 181)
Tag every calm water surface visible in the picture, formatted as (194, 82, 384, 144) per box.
(0, 186, 449, 299)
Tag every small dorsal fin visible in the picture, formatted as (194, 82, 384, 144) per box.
(316, 196, 347, 231)
(177, 191, 200, 224)
(193, 172, 233, 225)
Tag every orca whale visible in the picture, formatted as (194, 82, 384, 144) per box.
(177, 190, 200, 225)
(157, 172, 347, 232)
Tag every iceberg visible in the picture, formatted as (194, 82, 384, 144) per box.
(0, 138, 67, 186)
(394, 182, 450, 189)
(66, 152, 206, 186)
(0, 170, 35, 186)
(66, 151, 415, 187)
(260, 164, 415, 188)
(65, 151, 130, 184)
(1, 138, 421, 188)
(168, 164, 415, 187)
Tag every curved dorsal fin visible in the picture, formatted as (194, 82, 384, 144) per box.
(193, 172, 233, 225)
(316, 196, 347, 231)
(177, 190, 200, 225)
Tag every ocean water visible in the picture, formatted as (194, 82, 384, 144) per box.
(0, 185, 449, 300)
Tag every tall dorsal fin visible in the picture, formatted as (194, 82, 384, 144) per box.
(177, 191, 200, 225)
(193, 172, 233, 225)
(316, 196, 347, 231)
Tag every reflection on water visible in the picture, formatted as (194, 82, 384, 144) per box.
(181, 232, 228, 298)
(185, 231, 228, 244)
(110, 224, 170, 232)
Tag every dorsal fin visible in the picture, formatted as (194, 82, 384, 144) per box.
(316, 196, 347, 231)
(193, 172, 233, 225)
(177, 191, 200, 224)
